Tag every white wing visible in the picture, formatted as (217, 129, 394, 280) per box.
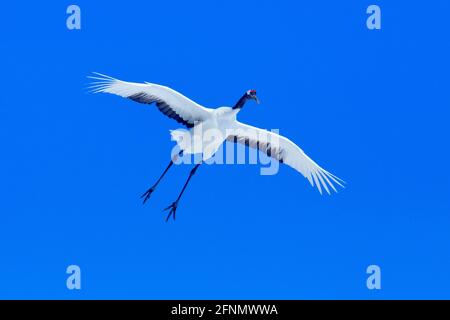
(227, 121, 345, 194)
(89, 73, 212, 128)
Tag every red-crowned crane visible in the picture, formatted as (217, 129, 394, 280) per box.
(89, 73, 344, 221)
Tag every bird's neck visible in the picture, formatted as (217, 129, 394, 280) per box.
(232, 94, 248, 110)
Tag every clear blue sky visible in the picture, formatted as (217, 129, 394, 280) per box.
(1, 1, 449, 299)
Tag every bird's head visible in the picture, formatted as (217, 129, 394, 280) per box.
(246, 89, 260, 104)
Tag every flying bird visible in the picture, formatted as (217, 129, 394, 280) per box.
(89, 73, 344, 221)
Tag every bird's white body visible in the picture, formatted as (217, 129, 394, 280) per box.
(170, 107, 239, 160)
(90, 73, 344, 195)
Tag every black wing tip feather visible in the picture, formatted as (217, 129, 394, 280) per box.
(127, 94, 194, 128)
(228, 135, 284, 163)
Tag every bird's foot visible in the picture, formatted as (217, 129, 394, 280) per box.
(163, 201, 178, 222)
(140, 186, 156, 204)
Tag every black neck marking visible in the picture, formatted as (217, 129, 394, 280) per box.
(232, 93, 249, 110)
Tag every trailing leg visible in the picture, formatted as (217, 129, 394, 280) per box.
(141, 151, 183, 204)
(164, 162, 201, 221)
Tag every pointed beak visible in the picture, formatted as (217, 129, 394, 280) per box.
(254, 95, 260, 104)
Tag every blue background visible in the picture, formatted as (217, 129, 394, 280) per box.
(1, 1, 449, 299)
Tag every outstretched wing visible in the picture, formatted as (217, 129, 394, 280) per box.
(89, 73, 212, 128)
(227, 121, 345, 194)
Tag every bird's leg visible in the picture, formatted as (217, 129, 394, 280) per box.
(141, 151, 183, 204)
(164, 162, 202, 222)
